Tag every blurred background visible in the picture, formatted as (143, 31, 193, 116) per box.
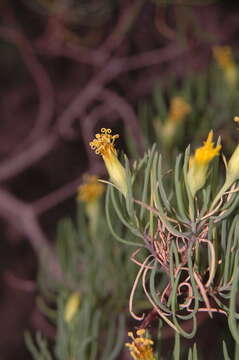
(1, 0, 239, 359)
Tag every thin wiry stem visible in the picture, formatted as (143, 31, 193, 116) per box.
(129, 255, 153, 321)
(141, 259, 179, 332)
(193, 271, 212, 318)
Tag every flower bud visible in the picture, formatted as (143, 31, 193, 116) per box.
(226, 143, 239, 186)
(213, 46, 238, 87)
(168, 96, 191, 123)
(187, 131, 221, 198)
(77, 174, 105, 235)
(64, 292, 81, 323)
(154, 97, 191, 148)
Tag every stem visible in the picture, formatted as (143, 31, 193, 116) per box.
(210, 178, 232, 211)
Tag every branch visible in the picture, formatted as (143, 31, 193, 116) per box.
(0, 188, 63, 282)
(0, 133, 58, 183)
(81, 104, 115, 167)
(0, 26, 55, 142)
(99, 0, 147, 55)
(58, 42, 188, 137)
(99, 88, 145, 154)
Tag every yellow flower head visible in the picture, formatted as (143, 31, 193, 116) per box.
(190, 131, 221, 167)
(154, 97, 191, 148)
(213, 46, 234, 69)
(169, 96, 191, 123)
(89, 128, 127, 196)
(213, 46, 238, 86)
(125, 329, 156, 360)
(234, 116, 239, 124)
(90, 128, 119, 159)
(64, 292, 81, 323)
(187, 131, 221, 198)
(77, 174, 105, 203)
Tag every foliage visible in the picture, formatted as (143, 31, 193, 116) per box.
(26, 194, 143, 359)
(137, 51, 239, 158)
(26, 49, 239, 360)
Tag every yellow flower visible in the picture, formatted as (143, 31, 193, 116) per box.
(125, 329, 156, 360)
(213, 46, 238, 86)
(89, 128, 127, 196)
(77, 175, 105, 203)
(168, 96, 191, 123)
(64, 292, 81, 323)
(213, 46, 234, 68)
(154, 97, 191, 148)
(187, 131, 221, 198)
(77, 174, 104, 236)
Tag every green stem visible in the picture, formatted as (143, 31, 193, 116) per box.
(210, 178, 232, 211)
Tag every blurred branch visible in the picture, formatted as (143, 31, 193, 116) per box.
(100, 0, 147, 55)
(81, 105, 115, 167)
(4, 271, 36, 292)
(33, 163, 104, 215)
(0, 188, 63, 282)
(33, 177, 82, 215)
(0, 133, 58, 183)
(0, 2, 193, 296)
(36, 16, 108, 66)
(58, 42, 188, 137)
(123, 43, 190, 70)
(37, 0, 146, 66)
(0, 26, 55, 143)
(99, 88, 145, 154)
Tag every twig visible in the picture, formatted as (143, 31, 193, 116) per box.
(58, 42, 189, 137)
(4, 271, 36, 292)
(81, 105, 115, 167)
(99, 88, 145, 155)
(33, 162, 105, 215)
(123, 42, 188, 71)
(0, 133, 58, 183)
(0, 188, 63, 282)
(100, 0, 147, 54)
(36, 16, 108, 67)
(0, 26, 55, 143)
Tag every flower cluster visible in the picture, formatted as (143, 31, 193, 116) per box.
(125, 329, 156, 360)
